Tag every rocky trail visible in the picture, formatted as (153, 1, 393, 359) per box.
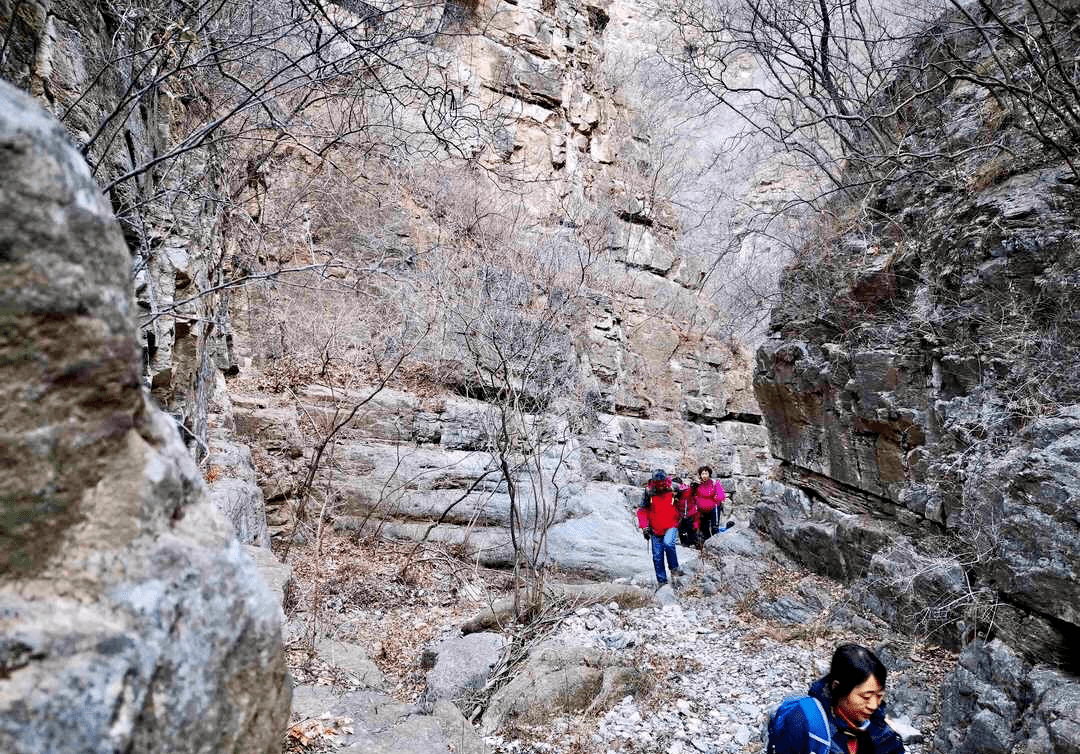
(280, 530, 950, 754)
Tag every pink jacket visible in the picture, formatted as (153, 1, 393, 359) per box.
(695, 478, 725, 512)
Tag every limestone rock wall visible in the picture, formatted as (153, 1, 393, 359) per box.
(752, 162, 1080, 667)
(0, 80, 288, 753)
(235, 382, 769, 579)
(216, 0, 775, 574)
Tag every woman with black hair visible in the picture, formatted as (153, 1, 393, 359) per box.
(766, 644, 904, 754)
(693, 465, 726, 541)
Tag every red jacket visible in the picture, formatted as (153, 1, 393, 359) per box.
(695, 479, 726, 512)
(637, 479, 680, 535)
(675, 484, 699, 528)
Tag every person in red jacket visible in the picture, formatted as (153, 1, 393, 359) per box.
(694, 465, 727, 542)
(672, 476, 700, 546)
(636, 470, 683, 586)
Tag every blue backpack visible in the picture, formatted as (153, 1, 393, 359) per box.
(766, 696, 832, 754)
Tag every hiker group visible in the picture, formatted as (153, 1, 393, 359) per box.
(636, 473, 908, 754)
(636, 466, 732, 586)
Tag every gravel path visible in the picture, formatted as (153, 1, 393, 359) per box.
(484, 563, 948, 754)
(284, 533, 950, 754)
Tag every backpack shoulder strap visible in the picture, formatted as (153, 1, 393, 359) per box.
(797, 696, 832, 754)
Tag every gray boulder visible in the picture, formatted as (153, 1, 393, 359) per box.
(243, 544, 293, 619)
(0, 80, 289, 754)
(654, 584, 680, 606)
(480, 645, 643, 733)
(425, 633, 507, 702)
(291, 685, 485, 754)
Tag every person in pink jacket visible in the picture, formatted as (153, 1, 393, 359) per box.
(694, 465, 726, 542)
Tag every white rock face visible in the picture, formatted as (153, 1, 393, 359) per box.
(0, 81, 289, 754)
(261, 384, 765, 578)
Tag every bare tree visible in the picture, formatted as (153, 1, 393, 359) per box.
(661, 0, 1080, 199)
(391, 162, 607, 621)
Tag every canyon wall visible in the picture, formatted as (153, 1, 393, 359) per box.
(749, 1, 1080, 750)
(0, 79, 289, 754)
(216, 0, 780, 576)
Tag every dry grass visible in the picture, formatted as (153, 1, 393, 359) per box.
(284, 530, 512, 701)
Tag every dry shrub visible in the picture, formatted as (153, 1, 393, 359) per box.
(284, 531, 512, 700)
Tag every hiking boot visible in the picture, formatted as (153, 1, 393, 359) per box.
(672, 569, 685, 577)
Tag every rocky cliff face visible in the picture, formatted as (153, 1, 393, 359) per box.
(213, 0, 778, 574)
(0, 80, 289, 754)
(749, 1, 1080, 750)
(754, 138, 1080, 667)
(234, 381, 769, 578)
(2, 0, 240, 454)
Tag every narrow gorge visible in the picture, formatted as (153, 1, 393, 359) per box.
(1, 0, 1078, 752)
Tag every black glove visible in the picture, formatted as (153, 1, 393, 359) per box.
(642, 528, 652, 540)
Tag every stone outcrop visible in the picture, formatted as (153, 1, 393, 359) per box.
(479, 644, 644, 734)
(936, 640, 1080, 754)
(748, 2, 1080, 747)
(752, 161, 1080, 665)
(244, 383, 767, 578)
(0, 80, 289, 753)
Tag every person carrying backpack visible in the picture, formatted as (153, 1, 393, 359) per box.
(766, 644, 904, 754)
(672, 476, 700, 547)
(636, 470, 682, 586)
(694, 465, 726, 541)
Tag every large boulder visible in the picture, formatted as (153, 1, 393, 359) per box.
(0, 81, 289, 753)
(479, 645, 644, 733)
(934, 639, 1080, 754)
(425, 632, 507, 702)
(315, 638, 388, 690)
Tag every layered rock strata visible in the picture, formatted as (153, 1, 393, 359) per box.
(238, 383, 769, 578)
